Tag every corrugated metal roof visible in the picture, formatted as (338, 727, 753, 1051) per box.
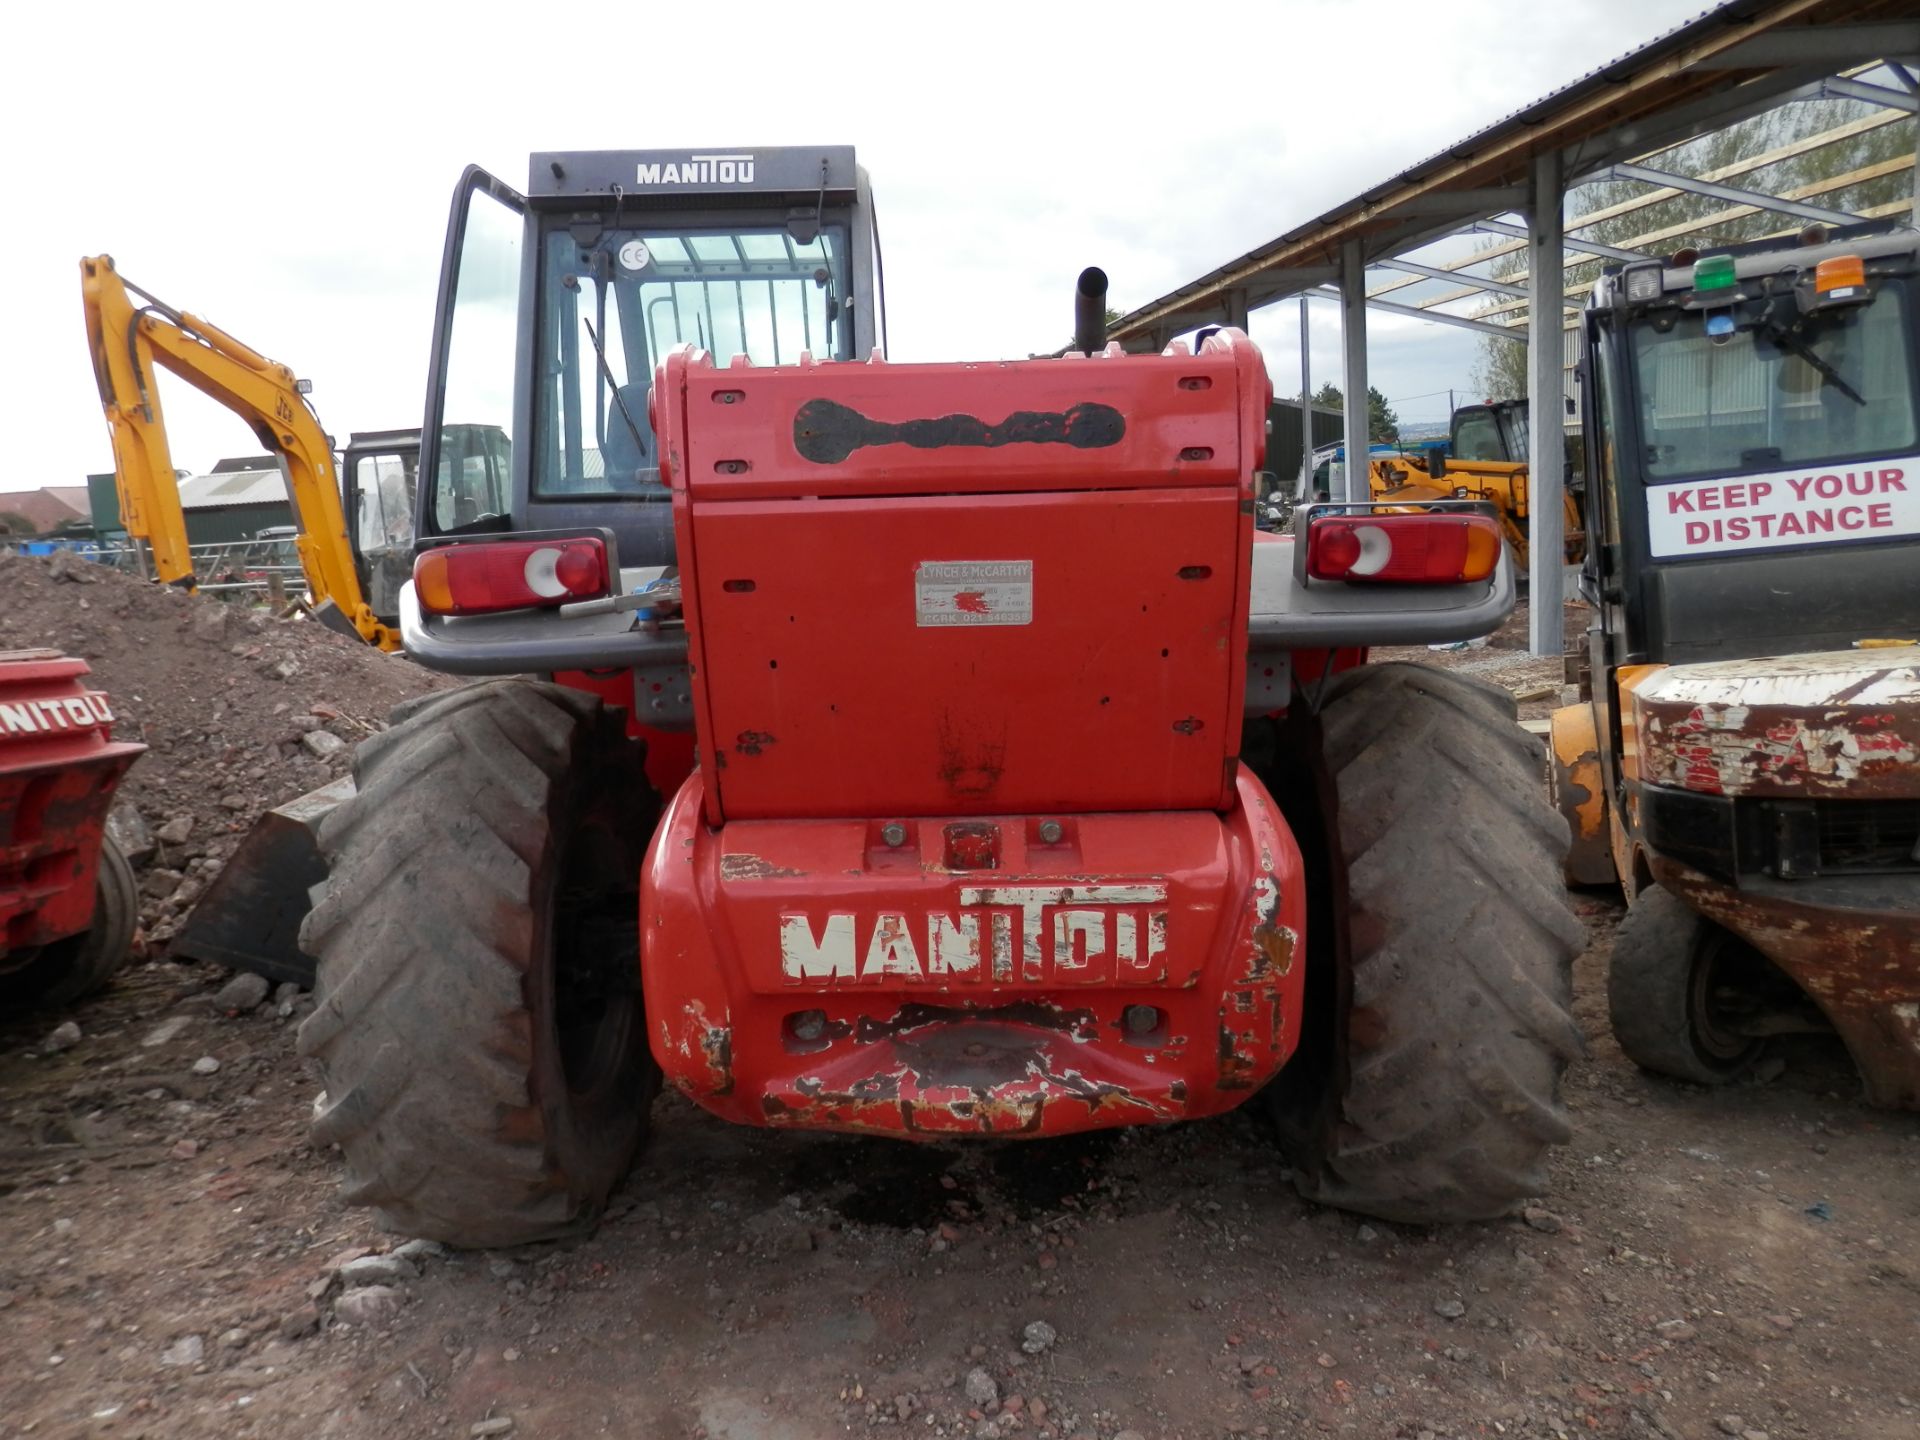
(176, 466, 290, 510)
(1110, 0, 1911, 341)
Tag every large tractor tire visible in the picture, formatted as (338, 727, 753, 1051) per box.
(1608, 884, 1764, 1086)
(297, 681, 659, 1247)
(1275, 663, 1587, 1223)
(0, 832, 139, 1009)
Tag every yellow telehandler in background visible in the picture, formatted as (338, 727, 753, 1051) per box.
(1370, 399, 1587, 572)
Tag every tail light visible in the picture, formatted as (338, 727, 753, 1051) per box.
(414, 538, 609, 616)
(1306, 513, 1502, 584)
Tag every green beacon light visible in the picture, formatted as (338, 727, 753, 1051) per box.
(1693, 253, 1737, 293)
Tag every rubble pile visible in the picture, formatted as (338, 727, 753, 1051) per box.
(0, 551, 455, 949)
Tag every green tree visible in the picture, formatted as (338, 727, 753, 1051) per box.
(1471, 342, 1529, 403)
(1367, 386, 1400, 444)
(1310, 383, 1399, 442)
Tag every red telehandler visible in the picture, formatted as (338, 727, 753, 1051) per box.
(288, 148, 1583, 1245)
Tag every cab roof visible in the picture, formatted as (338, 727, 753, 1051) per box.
(527, 146, 858, 202)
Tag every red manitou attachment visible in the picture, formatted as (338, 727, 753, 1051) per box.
(642, 332, 1304, 1137)
(0, 651, 144, 958)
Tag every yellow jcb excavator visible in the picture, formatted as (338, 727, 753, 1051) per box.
(79, 255, 401, 651)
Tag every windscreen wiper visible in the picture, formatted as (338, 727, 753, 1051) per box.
(1771, 323, 1866, 406)
(583, 317, 652, 465)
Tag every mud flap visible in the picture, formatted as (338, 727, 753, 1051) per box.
(169, 776, 352, 986)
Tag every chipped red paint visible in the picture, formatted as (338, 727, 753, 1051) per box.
(0, 651, 144, 961)
(1634, 650, 1920, 800)
(641, 767, 1306, 1137)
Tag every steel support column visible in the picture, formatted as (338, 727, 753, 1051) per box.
(1339, 239, 1368, 504)
(1527, 150, 1565, 656)
(1299, 296, 1313, 502)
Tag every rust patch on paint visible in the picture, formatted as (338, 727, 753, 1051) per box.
(734, 729, 777, 757)
(1655, 857, 1920, 1111)
(720, 852, 807, 881)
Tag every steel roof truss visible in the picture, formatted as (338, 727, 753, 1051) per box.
(1604, 160, 1860, 225)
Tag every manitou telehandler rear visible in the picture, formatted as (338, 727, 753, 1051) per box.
(1551, 225, 1920, 1107)
(0, 651, 142, 1008)
(293, 148, 1583, 1246)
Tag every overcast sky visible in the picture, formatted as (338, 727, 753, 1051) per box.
(4, 0, 1706, 486)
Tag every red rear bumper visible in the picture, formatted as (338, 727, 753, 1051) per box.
(640, 766, 1306, 1136)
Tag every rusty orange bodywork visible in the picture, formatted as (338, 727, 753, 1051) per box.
(1621, 648, 1920, 1108)
(1656, 858, 1920, 1109)
(1631, 650, 1920, 801)
(1548, 702, 1614, 886)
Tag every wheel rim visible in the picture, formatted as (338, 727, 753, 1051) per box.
(1688, 929, 1760, 1064)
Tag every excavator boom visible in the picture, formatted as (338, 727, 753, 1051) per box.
(78, 256, 399, 650)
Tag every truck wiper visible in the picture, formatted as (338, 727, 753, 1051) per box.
(582, 317, 652, 463)
(1771, 323, 1866, 406)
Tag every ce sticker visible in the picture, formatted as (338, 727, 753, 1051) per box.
(618, 240, 652, 271)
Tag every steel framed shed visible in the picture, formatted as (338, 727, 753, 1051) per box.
(1104, 0, 1920, 652)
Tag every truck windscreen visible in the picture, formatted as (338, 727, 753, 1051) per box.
(534, 223, 852, 498)
(1629, 281, 1917, 483)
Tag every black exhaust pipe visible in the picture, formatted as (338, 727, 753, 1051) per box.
(1073, 267, 1109, 355)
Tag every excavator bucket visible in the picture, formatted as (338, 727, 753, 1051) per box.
(169, 776, 351, 987)
(307, 598, 369, 644)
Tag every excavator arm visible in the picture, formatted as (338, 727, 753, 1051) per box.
(78, 255, 399, 650)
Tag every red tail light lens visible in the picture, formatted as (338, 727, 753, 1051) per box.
(1306, 514, 1502, 584)
(414, 538, 610, 616)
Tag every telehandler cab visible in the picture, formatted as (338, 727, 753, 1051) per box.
(295, 148, 1584, 1246)
(1551, 224, 1920, 1108)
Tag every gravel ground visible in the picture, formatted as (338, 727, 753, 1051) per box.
(2, 570, 1915, 1440)
(3, 909, 1915, 1440)
(0, 550, 455, 953)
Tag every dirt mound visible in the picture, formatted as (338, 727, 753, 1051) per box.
(0, 551, 456, 951)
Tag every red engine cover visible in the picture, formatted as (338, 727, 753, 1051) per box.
(653, 332, 1270, 826)
(641, 766, 1306, 1135)
(0, 651, 144, 959)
